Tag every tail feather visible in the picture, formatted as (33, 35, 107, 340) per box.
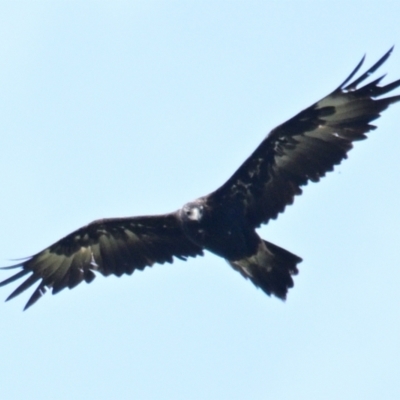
(228, 240, 302, 300)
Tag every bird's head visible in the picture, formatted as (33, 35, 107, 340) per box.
(179, 200, 207, 246)
(181, 201, 204, 222)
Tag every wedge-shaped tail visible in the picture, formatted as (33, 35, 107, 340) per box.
(229, 240, 302, 299)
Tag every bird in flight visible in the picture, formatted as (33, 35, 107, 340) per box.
(2, 49, 400, 310)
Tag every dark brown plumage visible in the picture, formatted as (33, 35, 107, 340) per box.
(2, 48, 399, 310)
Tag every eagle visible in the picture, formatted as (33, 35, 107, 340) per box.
(1, 49, 400, 310)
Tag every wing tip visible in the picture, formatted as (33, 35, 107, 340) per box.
(336, 47, 396, 93)
(22, 283, 47, 311)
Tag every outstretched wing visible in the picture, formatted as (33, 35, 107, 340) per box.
(209, 48, 400, 228)
(0, 213, 203, 309)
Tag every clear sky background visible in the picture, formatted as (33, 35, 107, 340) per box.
(1, 2, 400, 399)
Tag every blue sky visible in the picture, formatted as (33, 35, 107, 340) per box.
(1, 2, 400, 399)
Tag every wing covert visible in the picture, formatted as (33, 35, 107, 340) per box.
(0, 213, 203, 309)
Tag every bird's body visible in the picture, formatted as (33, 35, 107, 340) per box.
(2, 48, 400, 310)
(180, 198, 258, 259)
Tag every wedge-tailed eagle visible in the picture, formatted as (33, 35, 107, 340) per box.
(2, 49, 400, 310)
